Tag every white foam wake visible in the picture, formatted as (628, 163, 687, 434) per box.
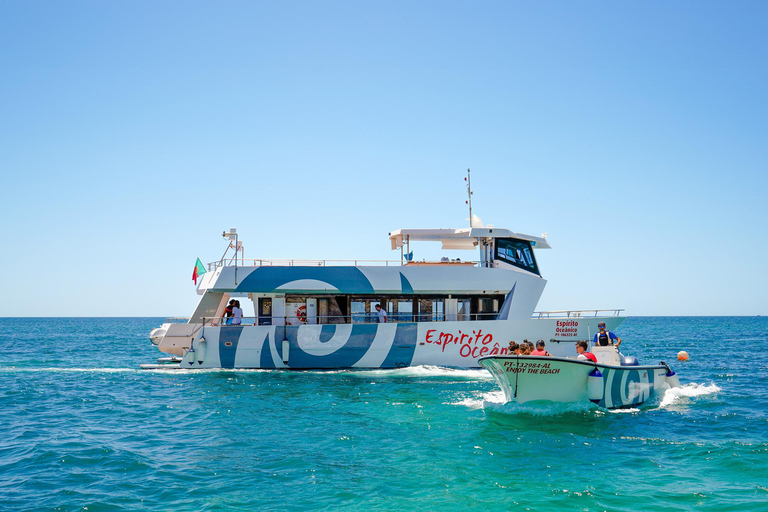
(0, 367, 137, 373)
(345, 365, 493, 380)
(485, 399, 594, 416)
(450, 390, 595, 415)
(449, 390, 506, 409)
(659, 382, 721, 408)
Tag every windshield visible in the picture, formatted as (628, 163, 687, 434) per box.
(494, 238, 540, 275)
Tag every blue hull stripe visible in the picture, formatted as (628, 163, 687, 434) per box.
(284, 324, 377, 368)
(260, 331, 275, 369)
(380, 323, 418, 368)
(235, 267, 375, 294)
(600, 367, 655, 408)
(219, 326, 244, 368)
(399, 272, 414, 294)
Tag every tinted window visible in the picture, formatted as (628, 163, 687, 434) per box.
(495, 238, 540, 275)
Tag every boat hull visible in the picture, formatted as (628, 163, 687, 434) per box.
(478, 355, 672, 409)
(160, 317, 624, 369)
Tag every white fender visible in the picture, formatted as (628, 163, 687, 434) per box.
(588, 368, 604, 403)
(282, 339, 290, 364)
(197, 337, 207, 365)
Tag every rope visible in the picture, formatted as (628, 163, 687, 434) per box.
(513, 357, 520, 398)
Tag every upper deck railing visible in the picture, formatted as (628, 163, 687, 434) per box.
(533, 309, 625, 319)
(206, 258, 480, 272)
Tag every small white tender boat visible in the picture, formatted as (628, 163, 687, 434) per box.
(479, 345, 681, 409)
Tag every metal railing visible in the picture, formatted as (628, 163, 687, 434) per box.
(206, 258, 480, 272)
(166, 309, 624, 326)
(164, 317, 191, 324)
(167, 312, 502, 326)
(532, 309, 625, 319)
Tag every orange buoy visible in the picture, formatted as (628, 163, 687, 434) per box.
(677, 350, 689, 361)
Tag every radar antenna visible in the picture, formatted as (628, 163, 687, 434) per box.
(464, 168, 474, 227)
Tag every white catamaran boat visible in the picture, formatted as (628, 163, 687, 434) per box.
(146, 169, 626, 370)
(146, 222, 625, 370)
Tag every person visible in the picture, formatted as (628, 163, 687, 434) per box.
(531, 340, 551, 356)
(576, 340, 597, 362)
(519, 342, 532, 356)
(222, 299, 235, 325)
(508, 341, 519, 355)
(232, 300, 243, 325)
(593, 322, 621, 347)
(375, 304, 388, 323)
(231, 300, 243, 325)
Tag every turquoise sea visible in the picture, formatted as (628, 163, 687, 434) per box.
(1, 317, 766, 511)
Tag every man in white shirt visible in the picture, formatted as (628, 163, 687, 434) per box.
(375, 304, 387, 323)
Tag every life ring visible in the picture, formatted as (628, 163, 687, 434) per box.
(297, 305, 307, 324)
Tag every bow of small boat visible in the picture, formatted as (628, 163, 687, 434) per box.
(479, 356, 597, 404)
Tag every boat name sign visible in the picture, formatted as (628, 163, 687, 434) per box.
(502, 360, 562, 375)
(425, 328, 508, 359)
(556, 320, 579, 337)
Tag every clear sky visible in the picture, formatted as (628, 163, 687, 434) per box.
(1, 1, 766, 317)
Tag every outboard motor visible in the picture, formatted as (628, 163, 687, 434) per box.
(620, 354, 639, 366)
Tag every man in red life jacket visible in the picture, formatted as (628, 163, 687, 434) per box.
(576, 340, 598, 362)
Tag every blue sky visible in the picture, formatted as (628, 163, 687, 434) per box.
(1, 1, 766, 316)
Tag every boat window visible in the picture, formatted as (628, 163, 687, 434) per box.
(477, 298, 499, 321)
(351, 300, 369, 323)
(396, 300, 413, 322)
(495, 238, 540, 275)
(320, 296, 347, 324)
(417, 299, 433, 322)
(431, 299, 444, 322)
(457, 299, 471, 321)
(264, 293, 505, 324)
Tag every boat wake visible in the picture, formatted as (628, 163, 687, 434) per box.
(0, 367, 137, 373)
(485, 399, 595, 416)
(349, 365, 491, 380)
(448, 390, 506, 410)
(138, 365, 492, 378)
(659, 382, 721, 408)
(451, 390, 595, 415)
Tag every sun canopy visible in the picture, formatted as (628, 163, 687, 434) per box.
(388, 228, 551, 251)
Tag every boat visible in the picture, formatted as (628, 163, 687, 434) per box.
(479, 345, 681, 408)
(144, 221, 625, 370)
(145, 173, 626, 370)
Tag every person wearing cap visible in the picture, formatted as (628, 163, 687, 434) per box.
(531, 340, 551, 356)
(593, 322, 621, 347)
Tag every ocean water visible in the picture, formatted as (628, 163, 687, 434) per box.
(1, 317, 766, 511)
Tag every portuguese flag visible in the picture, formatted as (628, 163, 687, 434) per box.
(192, 258, 207, 285)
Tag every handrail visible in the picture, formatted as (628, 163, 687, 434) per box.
(169, 312, 501, 326)
(206, 258, 480, 272)
(532, 309, 625, 319)
(167, 309, 624, 326)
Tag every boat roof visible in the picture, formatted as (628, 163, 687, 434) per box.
(388, 227, 551, 251)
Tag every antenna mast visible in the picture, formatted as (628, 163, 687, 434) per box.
(465, 168, 474, 227)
